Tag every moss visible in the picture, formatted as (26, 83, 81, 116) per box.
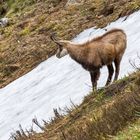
(19, 27, 30, 36)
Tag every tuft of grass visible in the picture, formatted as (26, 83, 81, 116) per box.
(19, 27, 30, 36)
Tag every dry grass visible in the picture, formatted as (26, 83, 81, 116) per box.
(10, 71, 140, 140)
(1, 0, 140, 88)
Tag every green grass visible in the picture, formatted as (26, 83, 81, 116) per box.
(113, 119, 140, 140)
(19, 27, 30, 36)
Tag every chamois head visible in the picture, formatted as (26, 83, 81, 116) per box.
(50, 34, 68, 58)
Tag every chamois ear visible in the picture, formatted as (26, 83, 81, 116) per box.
(58, 40, 72, 47)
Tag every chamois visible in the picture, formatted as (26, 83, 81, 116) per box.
(50, 29, 127, 90)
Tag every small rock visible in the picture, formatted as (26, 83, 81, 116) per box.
(66, 0, 82, 6)
(0, 17, 9, 27)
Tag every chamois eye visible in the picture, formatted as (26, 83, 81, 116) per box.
(58, 45, 63, 51)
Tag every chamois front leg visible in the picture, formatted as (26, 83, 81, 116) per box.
(90, 69, 100, 91)
(106, 63, 114, 86)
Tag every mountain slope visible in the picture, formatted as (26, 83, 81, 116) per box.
(0, 8, 140, 140)
(0, 1, 140, 140)
(1, 0, 140, 88)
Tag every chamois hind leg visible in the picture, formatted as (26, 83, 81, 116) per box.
(106, 63, 114, 86)
(90, 69, 100, 91)
(114, 58, 121, 81)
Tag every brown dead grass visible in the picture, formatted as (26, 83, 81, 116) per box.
(10, 71, 140, 140)
(1, 0, 140, 88)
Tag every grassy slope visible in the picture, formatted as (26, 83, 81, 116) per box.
(113, 119, 140, 140)
(11, 71, 140, 140)
(1, 0, 140, 87)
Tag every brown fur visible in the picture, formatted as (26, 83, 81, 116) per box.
(51, 28, 127, 90)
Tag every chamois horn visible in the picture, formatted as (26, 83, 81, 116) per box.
(50, 33, 62, 47)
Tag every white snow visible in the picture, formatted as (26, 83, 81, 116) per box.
(0, 11, 140, 140)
